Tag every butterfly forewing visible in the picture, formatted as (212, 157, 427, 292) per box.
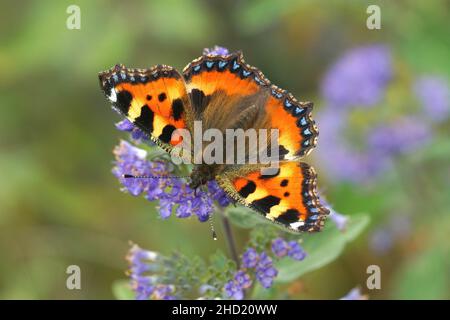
(99, 64, 193, 151)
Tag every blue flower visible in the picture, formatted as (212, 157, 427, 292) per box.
(271, 238, 306, 260)
(113, 140, 167, 196)
(224, 271, 252, 300)
(241, 248, 259, 269)
(255, 252, 278, 289)
(115, 119, 149, 142)
(414, 76, 450, 122)
(321, 45, 392, 109)
(203, 46, 230, 56)
(287, 241, 307, 261)
(271, 238, 290, 257)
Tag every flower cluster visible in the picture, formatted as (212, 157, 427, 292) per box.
(127, 244, 176, 300)
(271, 238, 307, 260)
(224, 240, 307, 300)
(113, 140, 230, 222)
(316, 45, 449, 183)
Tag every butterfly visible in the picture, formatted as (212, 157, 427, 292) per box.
(98, 50, 329, 232)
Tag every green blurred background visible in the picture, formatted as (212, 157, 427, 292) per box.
(0, 0, 448, 299)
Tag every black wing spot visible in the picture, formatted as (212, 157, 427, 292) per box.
(284, 192, 290, 197)
(275, 209, 299, 224)
(159, 124, 176, 144)
(134, 105, 154, 133)
(146, 94, 152, 101)
(116, 90, 133, 115)
(190, 89, 211, 114)
(252, 196, 281, 213)
(158, 92, 167, 102)
(280, 179, 289, 187)
(171, 98, 184, 121)
(238, 181, 256, 198)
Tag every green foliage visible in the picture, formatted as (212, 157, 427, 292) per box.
(275, 214, 370, 283)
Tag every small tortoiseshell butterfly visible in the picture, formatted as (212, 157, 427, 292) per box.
(99, 50, 329, 232)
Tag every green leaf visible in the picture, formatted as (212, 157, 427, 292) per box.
(227, 207, 266, 229)
(112, 279, 135, 300)
(275, 213, 370, 283)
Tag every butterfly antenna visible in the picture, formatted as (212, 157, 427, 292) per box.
(122, 174, 189, 179)
(209, 213, 217, 241)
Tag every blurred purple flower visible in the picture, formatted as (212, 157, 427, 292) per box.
(367, 117, 432, 156)
(329, 210, 349, 232)
(369, 228, 393, 255)
(203, 46, 230, 56)
(414, 76, 450, 122)
(369, 214, 412, 255)
(321, 45, 392, 109)
(317, 110, 431, 183)
(316, 108, 388, 183)
(340, 287, 368, 300)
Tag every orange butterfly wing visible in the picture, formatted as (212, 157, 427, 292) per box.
(99, 64, 192, 150)
(217, 162, 329, 232)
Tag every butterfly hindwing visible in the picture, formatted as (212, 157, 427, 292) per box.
(99, 64, 193, 151)
(217, 162, 329, 232)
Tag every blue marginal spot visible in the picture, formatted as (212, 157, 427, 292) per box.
(218, 61, 227, 69)
(232, 60, 240, 70)
(294, 106, 304, 115)
(303, 128, 311, 136)
(284, 99, 292, 108)
(299, 117, 307, 126)
(303, 140, 310, 146)
(309, 215, 319, 220)
(120, 73, 126, 80)
(310, 208, 319, 213)
(193, 65, 201, 72)
(242, 69, 251, 77)
(254, 76, 264, 85)
(272, 89, 282, 99)
(140, 76, 148, 82)
(206, 61, 214, 69)
(112, 74, 119, 82)
(130, 76, 135, 82)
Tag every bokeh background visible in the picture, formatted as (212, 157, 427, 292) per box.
(0, 0, 449, 299)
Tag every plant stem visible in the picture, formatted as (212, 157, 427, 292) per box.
(219, 208, 239, 267)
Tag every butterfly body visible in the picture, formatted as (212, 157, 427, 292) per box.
(99, 50, 329, 232)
